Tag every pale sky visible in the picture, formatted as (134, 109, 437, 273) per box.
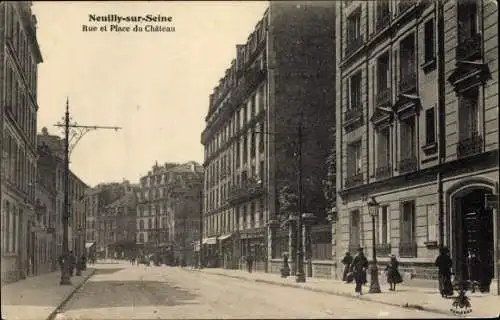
(32, 1, 268, 187)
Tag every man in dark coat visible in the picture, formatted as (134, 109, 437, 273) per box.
(69, 251, 76, 276)
(435, 246, 453, 297)
(350, 247, 368, 295)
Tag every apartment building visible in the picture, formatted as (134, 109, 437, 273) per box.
(201, 2, 336, 274)
(0, 1, 43, 283)
(136, 162, 203, 264)
(334, 0, 498, 281)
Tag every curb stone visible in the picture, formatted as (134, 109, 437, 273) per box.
(45, 268, 96, 320)
(184, 269, 457, 318)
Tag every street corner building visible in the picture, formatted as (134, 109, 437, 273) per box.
(200, 1, 338, 277)
(0, 1, 43, 284)
(135, 162, 203, 266)
(334, 0, 498, 282)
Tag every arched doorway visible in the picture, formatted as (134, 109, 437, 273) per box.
(451, 186, 495, 288)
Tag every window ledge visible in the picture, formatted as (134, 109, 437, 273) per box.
(422, 142, 437, 154)
(421, 58, 436, 73)
(424, 241, 439, 249)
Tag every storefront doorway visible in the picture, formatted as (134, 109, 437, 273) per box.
(453, 188, 495, 286)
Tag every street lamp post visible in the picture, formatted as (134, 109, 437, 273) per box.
(367, 197, 381, 293)
(55, 98, 121, 285)
(295, 120, 306, 283)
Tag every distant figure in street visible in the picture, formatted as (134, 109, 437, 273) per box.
(350, 247, 368, 296)
(435, 246, 453, 298)
(280, 253, 290, 278)
(69, 251, 76, 276)
(341, 252, 353, 283)
(386, 255, 403, 291)
(246, 254, 254, 273)
(466, 248, 479, 292)
(81, 255, 87, 271)
(58, 254, 65, 271)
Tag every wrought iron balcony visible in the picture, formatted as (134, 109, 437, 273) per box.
(376, 11, 391, 31)
(399, 70, 417, 93)
(227, 179, 264, 204)
(457, 134, 483, 158)
(398, 1, 413, 15)
(345, 37, 364, 57)
(375, 243, 391, 256)
(456, 33, 482, 61)
(344, 107, 363, 123)
(345, 173, 364, 188)
(376, 88, 391, 106)
(375, 164, 392, 179)
(399, 242, 417, 258)
(398, 156, 417, 174)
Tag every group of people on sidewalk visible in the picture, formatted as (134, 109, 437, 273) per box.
(341, 246, 493, 297)
(57, 251, 87, 276)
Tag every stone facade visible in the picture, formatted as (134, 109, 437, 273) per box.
(334, 0, 498, 280)
(1, 2, 43, 284)
(136, 162, 203, 265)
(201, 1, 336, 272)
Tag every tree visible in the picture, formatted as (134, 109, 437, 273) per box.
(278, 185, 298, 216)
(322, 128, 336, 220)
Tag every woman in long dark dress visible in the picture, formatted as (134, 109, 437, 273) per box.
(341, 252, 353, 283)
(386, 255, 403, 291)
(435, 247, 454, 297)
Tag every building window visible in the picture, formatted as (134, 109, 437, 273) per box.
(378, 206, 390, 245)
(243, 136, 248, 163)
(259, 199, 264, 227)
(425, 107, 436, 145)
(377, 52, 390, 95)
(400, 117, 416, 159)
(458, 88, 479, 140)
(377, 128, 391, 168)
(348, 71, 362, 110)
(346, 8, 362, 51)
(139, 233, 144, 243)
(347, 141, 362, 177)
(250, 202, 255, 228)
(424, 19, 435, 62)
(458, 2, 478, 41)
(399, 34, 416, 93)
(148, 219, 152, 230)
(426, 204, 438, 243)
(251, 130, 256, 158)
(349, 210, 361, 252)
(399, 200, 417, 257)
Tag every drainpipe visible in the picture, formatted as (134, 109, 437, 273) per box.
(436, 0, 445, 249)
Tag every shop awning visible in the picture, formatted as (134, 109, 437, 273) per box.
(202, 237, 217, 245)
(85, 242, 96, 249)
(218, 233, 232, 241)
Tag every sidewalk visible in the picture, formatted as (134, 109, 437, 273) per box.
(189, 268, 500, 318)
(1, 268, 96, 320)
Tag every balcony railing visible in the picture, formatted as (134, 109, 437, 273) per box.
(344, 107, 363, 123)
(399, 242, 417, 258)
(345, 37, 364, 57)
(398, 156, 417, 174)
(375, 164, 392, 179)
(399, 70, 417, 93)
(376, 11, 391, 31)
(345, 173, 364, 188)
(398, 1, 413, 15)
(227, 179, 264, 204)
(375, 243, 391, 256)
(457, 134, 483, 158)
(376, 88, 391, 106)
(456, 33, 482, 61)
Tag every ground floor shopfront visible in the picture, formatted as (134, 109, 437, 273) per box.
(336, 152, 499, 285)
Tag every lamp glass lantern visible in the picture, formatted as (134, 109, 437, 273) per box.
(368, 198, 379, 218)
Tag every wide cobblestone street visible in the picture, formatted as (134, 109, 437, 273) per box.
(54, 263, 453, 319)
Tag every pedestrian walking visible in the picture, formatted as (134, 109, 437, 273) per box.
(69, 251, 76, 276)
(280, 253, 290, 278)
(341, 252, 353, 283)
(386, 254, 403, 291)
(246, 254, 254, 273)
(435, 246, 453, 298)
(350, 247, 368, 296)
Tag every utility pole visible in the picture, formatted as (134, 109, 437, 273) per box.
(296, 116, 306, 283)
(55, 98, 121, 285)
